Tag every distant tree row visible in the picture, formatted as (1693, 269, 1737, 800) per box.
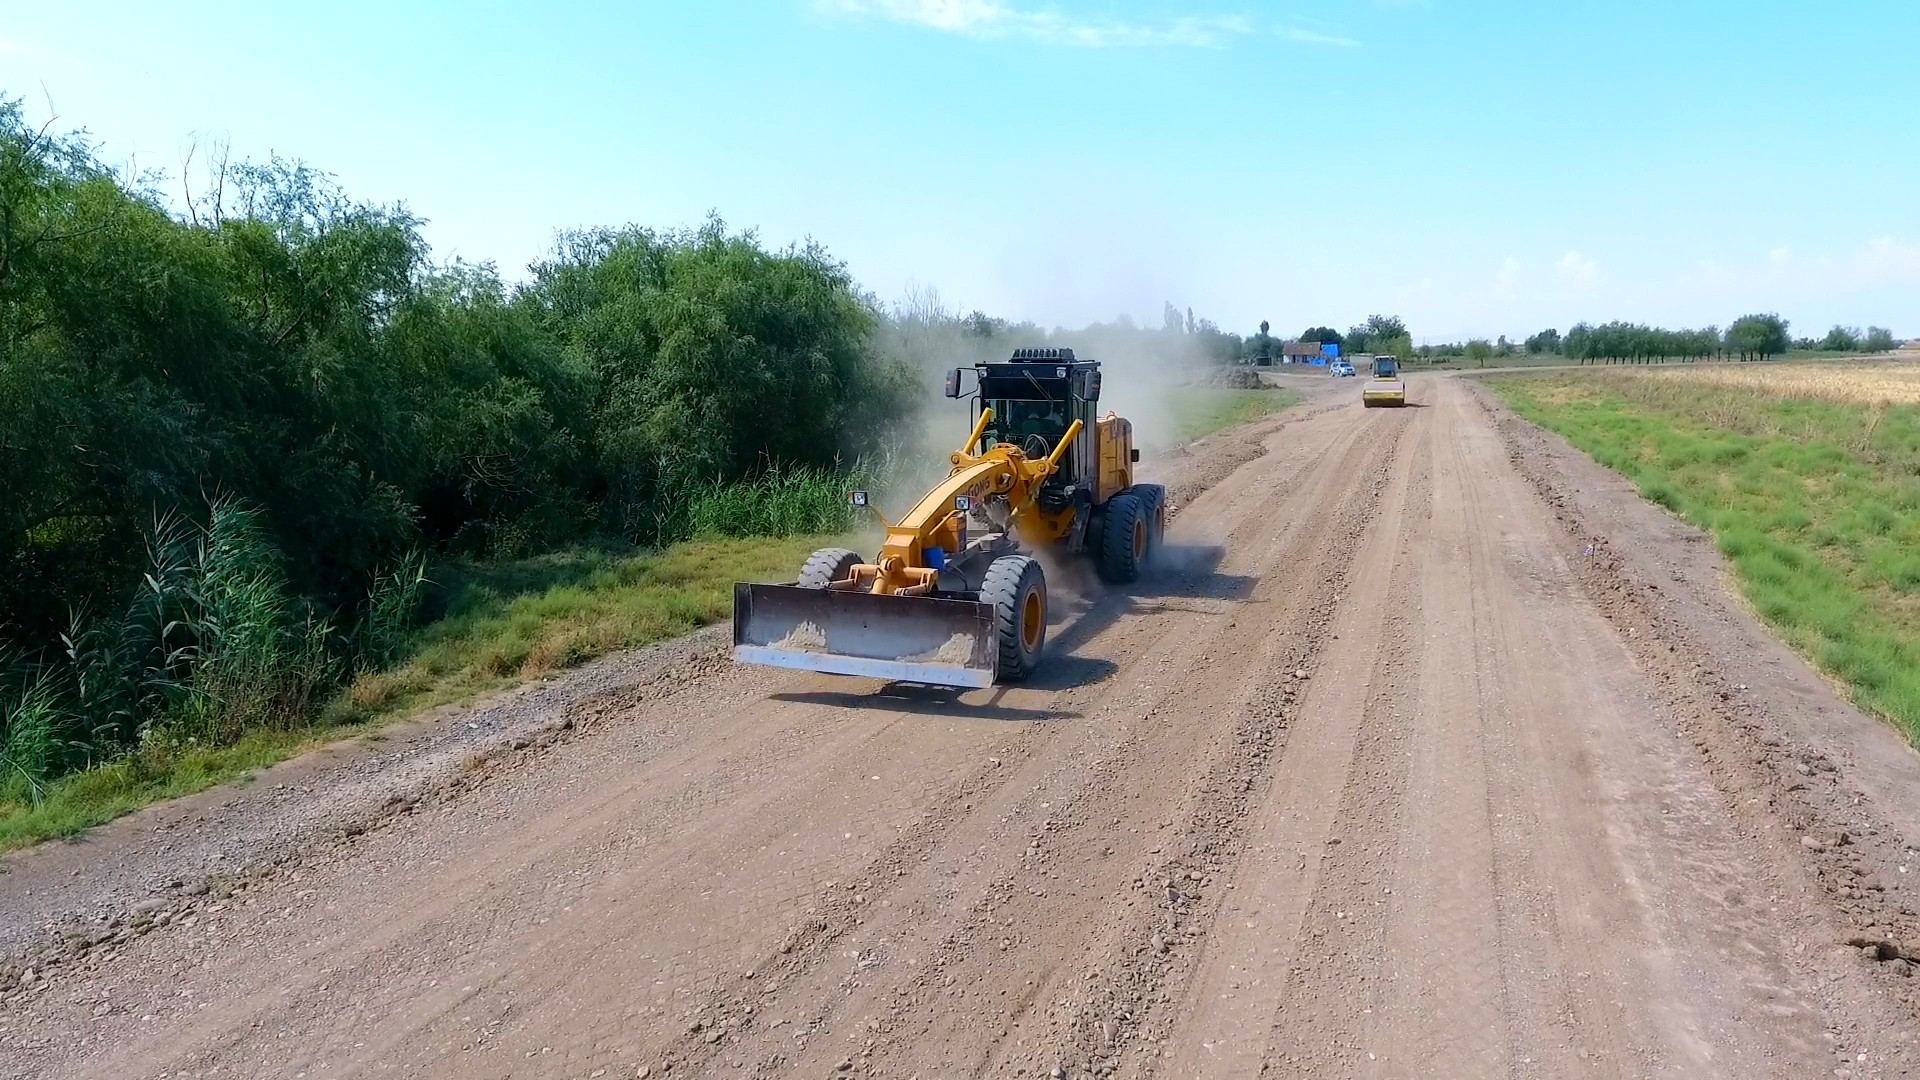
(1506, 314, 1896, 364)
(1408, 315, 1901, 368)
(1144, 300, 1245, 362)
(1806, 325, 1897, 352)
(1, 98, 922, 777)
(1567, 321, 1738, 363)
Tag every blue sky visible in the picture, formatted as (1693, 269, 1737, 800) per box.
(4, 0, 1916, 340)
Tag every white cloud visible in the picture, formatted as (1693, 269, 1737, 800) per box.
(1280, 26, 1361, 48)
(818, 1, 1255, 48)
(1556, 250, 1600, 287)
(1857, 236, 1920, 283)
(1691, 258, 1731, 286)
(1718, 238, 1920, 294)
(1490, 256, 1520, 301)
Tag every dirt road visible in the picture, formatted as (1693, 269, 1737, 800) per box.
(7, 376, 1920, 1078)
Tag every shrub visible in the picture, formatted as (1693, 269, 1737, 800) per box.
(676, 464, 873, 540)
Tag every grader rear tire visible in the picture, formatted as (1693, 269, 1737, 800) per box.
(1133, 483, 1167, 556)
(1096, 491, 1148, 584)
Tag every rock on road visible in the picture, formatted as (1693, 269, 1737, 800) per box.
(7, 376, 1920, 1078)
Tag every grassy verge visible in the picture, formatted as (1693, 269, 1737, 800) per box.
(328, 535, 843, 723)
(1166, 387, 1301, 443)
(0, 533, 842, 850)
(1490, 368, 1920, 740)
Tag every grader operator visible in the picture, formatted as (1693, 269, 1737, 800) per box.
(732, 347, 1165, 687)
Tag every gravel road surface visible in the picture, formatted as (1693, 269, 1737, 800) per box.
(6, 375, 1919, 1078)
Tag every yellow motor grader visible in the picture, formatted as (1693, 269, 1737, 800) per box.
(732, 347, 1164, 687)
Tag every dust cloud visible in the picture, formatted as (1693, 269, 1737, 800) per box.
(863, 284, 1231, 517)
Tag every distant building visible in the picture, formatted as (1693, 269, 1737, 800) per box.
(1282, 341, 1328, 366)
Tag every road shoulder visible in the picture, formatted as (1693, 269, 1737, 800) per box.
(1467, 378, 1920, 1022)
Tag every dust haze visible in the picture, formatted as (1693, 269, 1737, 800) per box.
(864, 284, 1238, 513)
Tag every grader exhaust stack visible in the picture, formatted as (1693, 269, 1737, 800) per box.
(731, 348, 1165, 688)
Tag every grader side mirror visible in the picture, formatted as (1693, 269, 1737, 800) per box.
(1131, 449, 1140, 462)
(943, 368, 963, 398)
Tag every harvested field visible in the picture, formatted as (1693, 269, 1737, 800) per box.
(1603, 360, 1920, 405)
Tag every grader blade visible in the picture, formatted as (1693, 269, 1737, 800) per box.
(732, 583, 998, 688)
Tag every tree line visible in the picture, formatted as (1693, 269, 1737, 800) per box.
(0, 99, 1271, 787)
(1520, 315, 1893, 364)
(1416, 315, 1899, 366)
(1182, 310, 1896, 370)
(1, 100, 921, 783)
(1806, 325, 1897, 353)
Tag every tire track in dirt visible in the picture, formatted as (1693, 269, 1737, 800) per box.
(1029, 411, 1412, 1079)
(596, 403, 1392, 1077)
(248, 399, 1375, 1080)
(1365, 414, 1516, 1076)
(698, 407, 1408, 1078)
(1419, 389, 1642, 1076)
(107, 689, 1046, 1078)
(1150, 402, 1426, 1077)
(1251, 416, 1429, 1077)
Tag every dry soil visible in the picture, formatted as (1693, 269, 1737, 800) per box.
(5, 375, 1920, 1079)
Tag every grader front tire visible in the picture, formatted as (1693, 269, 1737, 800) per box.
(983, 555, 1047, 682)
(798, 547, 862, 589)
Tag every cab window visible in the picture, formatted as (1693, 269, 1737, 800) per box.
(982, 399, 1066, 451)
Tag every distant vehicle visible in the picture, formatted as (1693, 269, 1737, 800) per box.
(1330, 360, 1355, 377)
(1362, 356, 1408, 408)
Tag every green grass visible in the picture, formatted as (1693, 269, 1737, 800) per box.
(326, 534, 844, 723)
(674, 464, 874, 540)
(0, 727, 320, 850)
(0, 532, 845, 850)
(1491, 371, 1920, 741)
(1165, 387, 1301, 444)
